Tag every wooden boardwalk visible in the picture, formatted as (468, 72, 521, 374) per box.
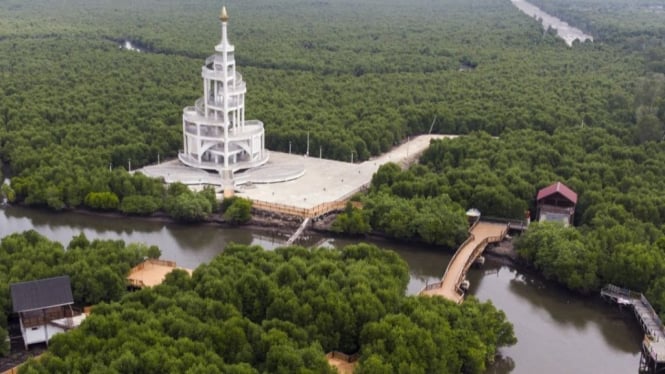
(420, 221, 508, 303)
(601, 284, 665, 373)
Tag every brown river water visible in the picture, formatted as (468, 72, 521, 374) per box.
(0, 206, 642, 373)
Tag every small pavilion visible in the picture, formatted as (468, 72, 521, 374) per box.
(536, 182, 577, 226)
(127, 259, 193, 288)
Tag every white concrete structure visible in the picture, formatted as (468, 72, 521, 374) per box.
(179, 7, 268, 183)
(141, 135, 453, 214)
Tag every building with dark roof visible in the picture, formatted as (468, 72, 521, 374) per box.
(10, 275, 85, 349)
(536, 182, 577, 227)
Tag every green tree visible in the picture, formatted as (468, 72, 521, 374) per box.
(165, 193, 212, 223)
(224, 197, 252, 224)
(120, 195, 161, 215)
(84, 192, 120, 211)
(1, 183, 15, 203)
(516, 222, 600, 292)
(0, 327, 8, 357)
(331, 203, 370, 235)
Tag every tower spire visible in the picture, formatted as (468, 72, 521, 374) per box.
(217, 6, 230, 51)
(220, 6, 229, 22)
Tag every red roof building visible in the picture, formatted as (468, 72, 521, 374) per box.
(536, 182, 577, 226)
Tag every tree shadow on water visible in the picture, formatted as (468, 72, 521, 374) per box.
(508, 270, 642, 354)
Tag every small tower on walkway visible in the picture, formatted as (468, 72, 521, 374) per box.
(179, 6, 268, 186)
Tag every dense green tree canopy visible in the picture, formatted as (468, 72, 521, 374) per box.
(0, 231, 154, 357)
(0, 0, 651, 213)
(3, 0, 665, 363)
(18, 242, 515, 372)
(356, 126, 665, 319)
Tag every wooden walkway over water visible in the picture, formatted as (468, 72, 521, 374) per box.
(601, 284, 665, 373)
(420, 221, 508, 303)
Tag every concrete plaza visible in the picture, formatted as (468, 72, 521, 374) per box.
(137, 134, 456, 214)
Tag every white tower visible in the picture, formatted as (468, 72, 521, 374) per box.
(179, 6, 268, 180)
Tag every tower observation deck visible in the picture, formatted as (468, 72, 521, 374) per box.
(179, 6, 268, 182)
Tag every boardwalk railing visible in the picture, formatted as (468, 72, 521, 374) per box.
(480, 216, 528, 230)
(439, 231, 476, 294)
(127, 259, 179, 288)
(454, 227, 508, 295)
(423, 281, 444, 291)
(641, 294, 664, 332)
(326, 351, 360, 363)
(252, 199, 349, 219)
(601, 284, 641, 299)
(443, 219, 482, 278)
(645, 337, 660, 362)
(601, 283, 665, 365)
(423, 220, 508, 298)
(130, 259, 177, 272)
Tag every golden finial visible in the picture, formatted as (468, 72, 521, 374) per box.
(220, 6, 229, 22)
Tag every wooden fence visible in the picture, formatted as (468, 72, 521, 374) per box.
(127, 259, 178, 288)
(435, 220, 481, 292)
(325, 351, 360, 363)
(252, 199, 350, 219)
(454, 227, 508, 295)
(131, 259, 176, 270)
(422, 281, 444, 291)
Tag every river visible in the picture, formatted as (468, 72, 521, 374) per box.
(0, 206, 641, 373)
(511, 0, 593, 46)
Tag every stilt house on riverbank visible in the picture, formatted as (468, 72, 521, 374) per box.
(10, 276, 86, 349)
(536, 182, 577, 226)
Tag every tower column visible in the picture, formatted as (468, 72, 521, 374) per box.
(178, 6, 268, 176)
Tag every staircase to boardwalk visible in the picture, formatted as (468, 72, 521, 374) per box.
(286, 218, 310, 245)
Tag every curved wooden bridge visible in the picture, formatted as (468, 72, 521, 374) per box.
(420, 221, 508, 303)
(601, 284, 665, 373)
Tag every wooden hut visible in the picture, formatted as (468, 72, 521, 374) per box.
(10, 276, 86, 349)
(536, 182, 577, 226)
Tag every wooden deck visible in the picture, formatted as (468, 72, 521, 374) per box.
(325, 352, 358, 374)
(127, 259, 193, 288)
(420, 221, 508, 303)
(601, 284, 665, 373)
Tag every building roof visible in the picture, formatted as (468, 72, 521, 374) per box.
(10, 276, 74, 313)
(537, 182, 577, 204)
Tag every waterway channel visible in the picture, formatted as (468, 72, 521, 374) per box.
(511, 0, 593, 46)
(0, 206, 642, 373)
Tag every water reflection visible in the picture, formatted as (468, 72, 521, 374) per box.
(0, 206, 270, 269)
(469, 258, 640, 374)
(0, 206, 644, 373)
